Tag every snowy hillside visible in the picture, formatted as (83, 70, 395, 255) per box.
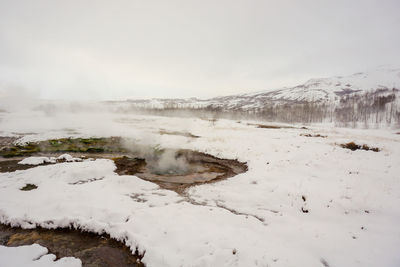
(242, 67, 400, 102)
(118, 68, 400, 111)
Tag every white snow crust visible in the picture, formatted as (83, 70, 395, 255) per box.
(0, 244, 81, 267)
(18, 156, 57, 165)
(18, 154, 83, 165)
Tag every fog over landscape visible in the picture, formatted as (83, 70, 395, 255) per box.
(1, 1, 400, 267)
(1, 0, 400, 100)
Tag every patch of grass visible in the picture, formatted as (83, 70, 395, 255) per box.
(20, 184, 38, 191)
(1, 137, 124, 157)
(1, 143, 41, 158)
(49, 139, 65, 147)
(78, 138, 106, 145)
(85, 147, 105, 153)
(49, 138, 107, 151)
(340, 142, 380, 152)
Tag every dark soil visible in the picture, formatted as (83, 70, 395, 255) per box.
(0, 159, 35, 172)
(0, 224, 144, 267)
(340, 142, 380, 152)
(113, 157, 146, 175)
(301, 207, 309, 213)
(20, 183, 38, 191)
(300, 133, 327, 138)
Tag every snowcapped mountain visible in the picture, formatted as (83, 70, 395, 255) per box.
(240, 67, 400, 102)
(112, 68, 400, 111)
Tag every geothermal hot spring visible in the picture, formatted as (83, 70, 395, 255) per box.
(0, 136, 248, 193)
(113, 148, 247, 192)
(0, 136, 248, 266)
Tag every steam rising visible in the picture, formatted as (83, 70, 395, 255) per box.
(151, 150, 190, 175)
(120, 139, 191, 176)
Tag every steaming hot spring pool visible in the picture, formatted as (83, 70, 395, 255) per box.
(0, 137, 248, 193)
(114, 149, 248, 192)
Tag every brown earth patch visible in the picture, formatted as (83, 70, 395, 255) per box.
(20, 183, 38, 191)
(0, 224, 144, 267)
(0, 159, 36, 172)
(300, 133, 327, 138)
(340, 142, 380, 152)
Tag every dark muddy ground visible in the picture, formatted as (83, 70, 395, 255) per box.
(0, 159, 35, 172)
(340, 142, 380, 152)
(0, 224, 144, 267)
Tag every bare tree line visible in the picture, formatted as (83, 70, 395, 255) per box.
(107, 90, 400, 128)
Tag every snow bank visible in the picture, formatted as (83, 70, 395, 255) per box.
(18, 156, 56, 165)
(18, 154, 83, 165)
(0, 244, 81, 267)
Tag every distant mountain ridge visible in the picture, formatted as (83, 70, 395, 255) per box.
(119, 67, 400, 111)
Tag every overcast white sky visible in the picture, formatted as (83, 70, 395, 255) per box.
(0, 0, 399, 100)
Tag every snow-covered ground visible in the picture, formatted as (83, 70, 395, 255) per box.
(18, 154, 83, 165)
(0, 244, 81, 267)
(0, 110, 399, 267)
